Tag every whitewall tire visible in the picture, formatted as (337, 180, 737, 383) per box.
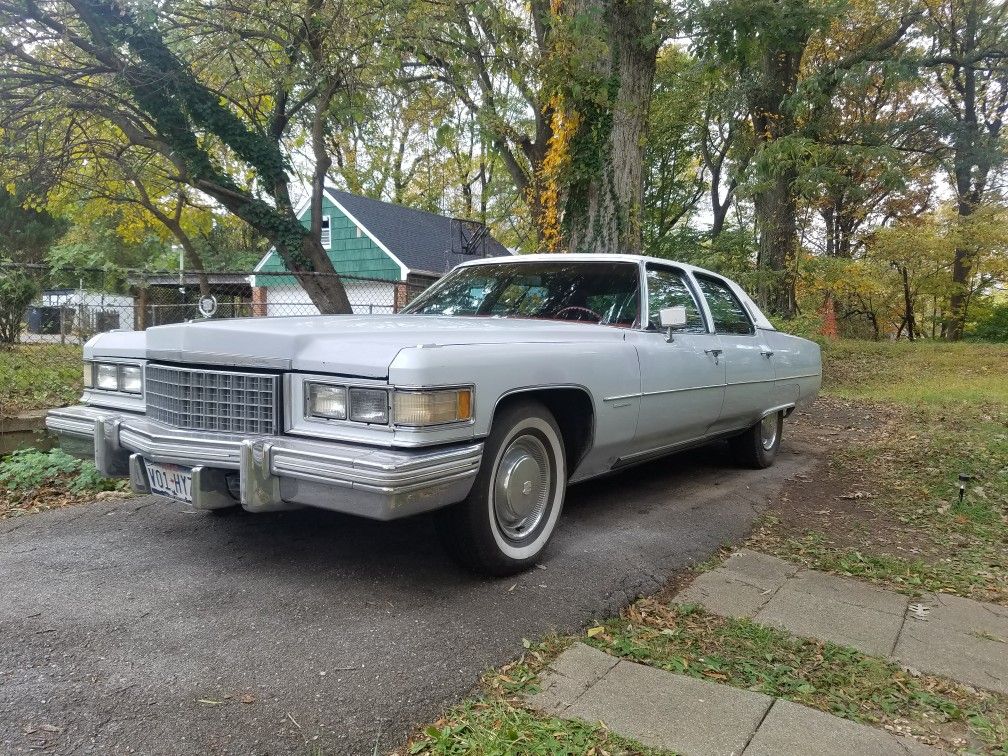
(437, 399, 566, 576)
(729, 411, 783, 469)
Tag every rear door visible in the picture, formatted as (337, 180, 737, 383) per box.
(692, 273, 775, 432)
(628, 265, 726, 455)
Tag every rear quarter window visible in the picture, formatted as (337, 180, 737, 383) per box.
(695, 275, 755, 335)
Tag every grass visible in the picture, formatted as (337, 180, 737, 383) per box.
(407, 698, 671, 756)
(405, 595, 1008, 755)
(584, 600, 1007, 753)
(752, 339, 1008, 604)
(0, 343, 83, 413)
(821, 339, 1008, 406)
(758, 529, 1008, 601)
(401, 636, 670, 756)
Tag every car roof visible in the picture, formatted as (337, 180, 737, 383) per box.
(456, 253, 721, 279)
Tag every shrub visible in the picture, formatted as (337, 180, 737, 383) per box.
(967, 303, 1008, 342)
(0, 266, 38, 344)
(0, 447, 120, 494)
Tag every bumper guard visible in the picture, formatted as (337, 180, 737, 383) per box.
(46, 405, 482, 520)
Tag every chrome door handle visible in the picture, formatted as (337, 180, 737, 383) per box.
(704, 348, 722, 365)
(761, 350, 774, 358)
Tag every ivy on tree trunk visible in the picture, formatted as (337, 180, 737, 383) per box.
(68, 0, 351, 313)
(550, 0, 658, 255)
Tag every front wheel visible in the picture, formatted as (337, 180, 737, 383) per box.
(437, 400, 567, 576)
(729, 411, 783, 469)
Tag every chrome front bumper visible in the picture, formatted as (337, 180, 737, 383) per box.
(46, 405, 483, 520)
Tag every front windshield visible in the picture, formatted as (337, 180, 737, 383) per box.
(402, 262, 640, 326)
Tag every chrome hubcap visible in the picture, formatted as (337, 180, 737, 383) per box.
(493, 434, 551, 540)
(760, 413, 779, 450)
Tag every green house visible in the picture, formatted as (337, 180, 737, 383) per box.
(252, 187, 510, 314)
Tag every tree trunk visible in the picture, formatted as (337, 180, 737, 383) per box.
(710, 193, 731, 238)
(701, 118, 746, 240)
(197, 181, 352, 314)
(946, 194, 976, 340)
(821, 207, 835, 258)
(749, 38, 806, 318)
(753, 167, 799, 316)
(560, 0, 657, 255)
(285, 235, 352, 314)
(897, 263, 915, 341)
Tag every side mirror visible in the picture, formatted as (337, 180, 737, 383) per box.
(659, 306, 687, 342)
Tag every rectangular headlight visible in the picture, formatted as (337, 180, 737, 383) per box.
(394, 388, 473, 426)
(349, 388, 389, 424)
(306, 383, 347, 420)
(83, 362, 93, 388)
(120, 365, 143, 394)
(96, 363, 119, 391)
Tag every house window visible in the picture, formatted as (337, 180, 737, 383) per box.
(321, 216, 331, 248)
(356, 225, 363, 238)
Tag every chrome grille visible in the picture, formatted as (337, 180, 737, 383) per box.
(145, 364, 278, 435)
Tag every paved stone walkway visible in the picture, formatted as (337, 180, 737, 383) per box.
(679, 550, 1008, 695)
(524, 551, 1008, 755)
(527, 643, 936, 756)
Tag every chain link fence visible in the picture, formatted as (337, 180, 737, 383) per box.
(0, 263, 429, 413)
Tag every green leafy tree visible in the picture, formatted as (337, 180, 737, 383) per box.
(0, 0, 392, 312)
(45, 214, 175, 282)
(408, 0, 557, 246)
(918, 0, 1008, 339)
(799, 24, 935, 261)
(0, 187, 68, 265)
(690, 0, 840, 315)
(642, 49, 707, 257)
(690, 0, 917, 317)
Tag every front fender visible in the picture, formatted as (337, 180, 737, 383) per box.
(388, 341, 642, 473)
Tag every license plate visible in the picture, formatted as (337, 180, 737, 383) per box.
(144, 460, 193, 503)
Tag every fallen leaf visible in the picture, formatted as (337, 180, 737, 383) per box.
(586, 626, 605, 637)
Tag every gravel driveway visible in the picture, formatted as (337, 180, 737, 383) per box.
(0, 440, 813, 755)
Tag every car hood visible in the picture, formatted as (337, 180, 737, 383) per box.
(135, 315, 628, 378)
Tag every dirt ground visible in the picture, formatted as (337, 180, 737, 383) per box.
(761, 398, 932, 556)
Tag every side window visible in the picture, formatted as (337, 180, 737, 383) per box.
(695, 275, 754, 335)
(646, 267, 706, 333)
(320, 216, 332, 248)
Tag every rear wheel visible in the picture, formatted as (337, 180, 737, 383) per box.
(729, 411, 783, 469)
(437, 399, 566, 576)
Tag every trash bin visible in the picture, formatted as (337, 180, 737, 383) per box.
(93, 310, 121, 332)
(26, 306, 62, 335)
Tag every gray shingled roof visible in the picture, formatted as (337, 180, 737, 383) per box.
(326, 188, 512, 276)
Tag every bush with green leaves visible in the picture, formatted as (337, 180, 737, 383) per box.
(0, 265, 38, 344)
(968, 303, 1008, 342)
(0, 447, 120, 494)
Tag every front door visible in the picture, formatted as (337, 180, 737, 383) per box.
(693, 273, 775, 432)
(629, 265, 726, 456)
